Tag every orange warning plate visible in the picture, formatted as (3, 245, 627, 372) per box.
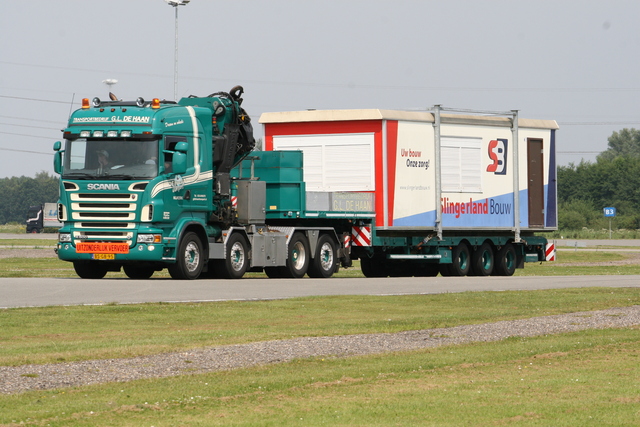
(76, 242, 129, 254)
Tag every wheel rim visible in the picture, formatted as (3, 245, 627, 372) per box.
(482, 250, 492, 270)
(184, 241, 200, 273)
(230, 241, 245, 272)
(291, 241, 306, 270)
(319, 242, 334, 271)
(458, 250, 468, 270)
(504, 250, 514, 270)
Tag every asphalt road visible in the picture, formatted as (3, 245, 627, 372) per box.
(1, 234, 639, 308)
(1, 275, 639, 308)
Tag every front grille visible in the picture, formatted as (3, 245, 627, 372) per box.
(75, 193, 135, 200)
(67, 192, 140, 245)
(77, 203, 132, 209)
(73, 230, 133, 244)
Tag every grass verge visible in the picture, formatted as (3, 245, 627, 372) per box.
(1, 327, 638, 426)
(1, 288, 638, 367)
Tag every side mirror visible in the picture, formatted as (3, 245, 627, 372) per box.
(53, 141, 63, 174)
(175, 141, 189, 153)
(172, 152, 187, 175)
(163, 141, 189, 175)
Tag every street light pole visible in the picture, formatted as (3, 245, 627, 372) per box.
(164, 0, 190, 101)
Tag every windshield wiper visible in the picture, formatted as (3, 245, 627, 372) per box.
(103, 174, 137, 180)
(62, 172, 95, 179)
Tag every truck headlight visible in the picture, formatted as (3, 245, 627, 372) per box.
(137, 234, 162, 244)
(59, 233, 72, 243)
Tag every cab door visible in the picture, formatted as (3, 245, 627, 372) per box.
(162, 135, 210, 216)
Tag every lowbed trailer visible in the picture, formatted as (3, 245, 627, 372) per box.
(260, 106, 558, 277)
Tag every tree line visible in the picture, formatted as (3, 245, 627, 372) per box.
(558, 128, 640, 230)
(0, 172, 59, 224)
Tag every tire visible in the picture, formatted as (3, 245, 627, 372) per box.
(199, 261, 223, 279)
(264, 267, 283, 278)
(73, 261, 107, 279)
(360, 254, 388, 277)
(439, 264, 452, 276)
(168, 232, 204, 280)
(494, 243, 517, 276)
(471, 242, 494, 276)
(412, 263, 440, 277)
(219, 233, 249, 279)
(308, 234, 337, 278)
(123, 265, 155, 279)
(281, 232, 310, 278)
(448, 242, 471, 276)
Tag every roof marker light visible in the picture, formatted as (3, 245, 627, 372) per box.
(82, 98, 90, 109)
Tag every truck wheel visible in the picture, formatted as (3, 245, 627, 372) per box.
(220, 233, 249, 279)
(281, 232, 310, 278)
(123, 265, 155, 279)
(308, 234, 337, 278)
(494, 243, 517, 276)
(73, 261, 107, 279)
(448, 242, 471, 276)
(471, 242, 494, 276)
(168, 232, 204, 280)
(264, 267, 283, 278)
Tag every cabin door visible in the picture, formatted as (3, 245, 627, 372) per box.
(527, 138, 545, 228)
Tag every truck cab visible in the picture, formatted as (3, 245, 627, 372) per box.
(54, 88, 256, 279)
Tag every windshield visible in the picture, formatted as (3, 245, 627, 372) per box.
(62, 138, 159, 179)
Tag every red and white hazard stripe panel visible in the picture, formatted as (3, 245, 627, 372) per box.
(545, 242, 556, 261)
(351, 226, 371, 247)
(231, 196, 238, 208)
(343, 234, 351, 249)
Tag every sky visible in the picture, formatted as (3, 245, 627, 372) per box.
(2, 0, 640, 178)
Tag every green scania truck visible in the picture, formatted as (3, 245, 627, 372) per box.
(53, 87, 371, 279)
(53, 87, 557, 280)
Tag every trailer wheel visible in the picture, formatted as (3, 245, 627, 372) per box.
(168, 232, 204, 280)
(360, 255, 387, 277)
(308, 234, 337, 278)
(281, 232, 310, 278)
(219, 233, 249, 279)
(73, 261, 107, 279)
(494, 243, 517, 276)
(412, 263, 440, 277)
(471, 242, 494, 276)
(123, 265, 155, 279)
(448, 242, 471, 276)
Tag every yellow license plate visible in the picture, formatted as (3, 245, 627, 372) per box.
(92, 253, 115, 260)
